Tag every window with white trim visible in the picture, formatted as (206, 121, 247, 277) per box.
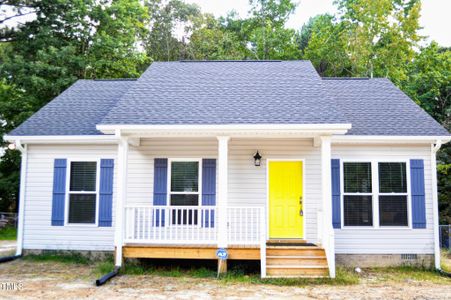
(343, 162, 373, 226)
(378, 162, 408, 226)
(169, 160, 200, 225)
(68, 161, 97, 224)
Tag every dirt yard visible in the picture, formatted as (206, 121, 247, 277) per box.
(0, 259, 450, 300)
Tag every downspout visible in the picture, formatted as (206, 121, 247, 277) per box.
(15, 140, 27, 257)
(0, 140, 27, 263)
(431, 140, 442, 271)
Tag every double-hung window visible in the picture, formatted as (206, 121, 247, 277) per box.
(68, 161, 97, 224)
(343, 162, 373, 226)
(342, 161, 410, 228)
(378, 162, 408, 226)
(169, 160, 200, 225)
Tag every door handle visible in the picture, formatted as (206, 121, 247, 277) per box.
(299, 209, 303, 216)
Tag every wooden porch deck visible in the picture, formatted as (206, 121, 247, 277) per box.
(123, 244, 260, 260)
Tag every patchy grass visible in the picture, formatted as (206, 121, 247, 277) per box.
(364, 266, 450, 284)
(441, 249, 451, 273)
(113, 260, 215, 278)
(218, 266, 359, 286)
(106, 259, 359, 286)
(24, 253, 451, 286)
(0, 226, 17, 240)
(23, 251, 92, 265)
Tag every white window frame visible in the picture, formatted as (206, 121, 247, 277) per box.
(377, 161, 410, 228)
(340, 159, 412, 230)
(167, 158, 203, 227)
(341, 160, 375, 228)
(167, 158, 202, 206)
(64, 159, 100, 226)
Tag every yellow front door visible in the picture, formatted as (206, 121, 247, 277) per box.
(269, 161, 304, 239)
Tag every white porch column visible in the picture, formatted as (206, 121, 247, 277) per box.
(217, 136, 230, 248)
(320, 136, 336, 278)
(114, 136, 129, 267)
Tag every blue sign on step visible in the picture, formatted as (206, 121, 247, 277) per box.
(216, 248, 228, 260)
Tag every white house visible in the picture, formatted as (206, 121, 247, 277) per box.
(5, 61, 450, 278)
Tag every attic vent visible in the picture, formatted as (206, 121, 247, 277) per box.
(401, 254, 418, 260)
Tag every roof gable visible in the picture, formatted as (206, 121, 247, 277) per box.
(99, 61, 348, 126)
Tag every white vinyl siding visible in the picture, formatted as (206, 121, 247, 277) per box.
(23, 144, 117, 251)
(332, 144, 434, 254)
(21, 139, 434, 255)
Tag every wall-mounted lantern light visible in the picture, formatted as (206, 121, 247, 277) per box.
(253, 150, 262, 167)
(7, 143, 16, 150)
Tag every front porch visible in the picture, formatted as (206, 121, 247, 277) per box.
(111, 130, 341, 278)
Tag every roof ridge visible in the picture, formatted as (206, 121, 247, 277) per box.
(92, 78, 137, 81)
(322, 77, 370, 80)
(178, 60, 283, 63)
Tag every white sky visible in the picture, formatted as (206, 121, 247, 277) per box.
(187, 0, 451, 46)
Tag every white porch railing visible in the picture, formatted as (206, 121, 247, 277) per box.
(124, 205, 264, 246)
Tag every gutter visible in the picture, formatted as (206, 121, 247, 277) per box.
(4, 135, 119, 145)
(96, 123, 353, 136)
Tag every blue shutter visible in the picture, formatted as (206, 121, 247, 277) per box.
(99, 159, 114, 227)
(202, 159, 216, 227)
(51, 159, 67, 226)
(153, 158, 168, 226)
(331, 159, 341, 229)
(410, 159, 426, 229)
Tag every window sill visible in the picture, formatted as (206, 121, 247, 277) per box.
(64, 223, 98, 227)
(339, 226, 412, 230)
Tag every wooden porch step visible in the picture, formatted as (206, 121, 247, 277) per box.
(267, 265, 328, 269)
(266, 256, 327, 266)
(266, 247, 325, 257)
(265, 245, 329, 278)
(266, 265, 329, 277)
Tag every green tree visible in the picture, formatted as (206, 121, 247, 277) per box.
(335, 0, 422, 82)
(144, 0, 201, 61)
(0, 0, 149, 212)
(404, 42, 451, 223)
(187, 14, 247, 60)
(86, 0, 149, 78)
(245, 0, 301, 59)
(302, 14, 349, 76)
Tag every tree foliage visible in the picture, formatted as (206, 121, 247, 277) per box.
(404, 42, 451, 223)
(0, 0, 149, 211)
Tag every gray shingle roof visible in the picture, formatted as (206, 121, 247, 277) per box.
(9, 79, 135, 136)
(322, 78, 449, 136)
(9, 60, 449, 137)
(100, 61, 348, 125)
